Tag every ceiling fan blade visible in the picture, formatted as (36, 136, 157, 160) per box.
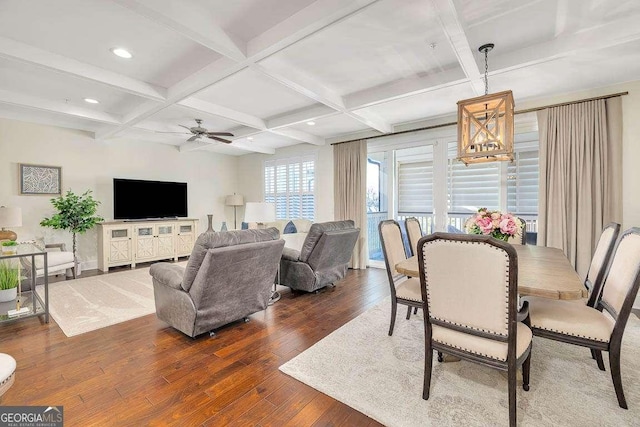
(205, 132, 234, 137)
(179, 125, 194, 132)
(207, 135, 233, 144)
(187, 135, 201, 142)
(155, 131, 192, 134)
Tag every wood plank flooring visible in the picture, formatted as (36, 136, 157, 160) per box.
(0, 265, 389, 426)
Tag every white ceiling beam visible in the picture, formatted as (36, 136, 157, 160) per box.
(178, 98, 266, 130)
(253, 61, 392, 133)
(345, 68, 468, 110)
(267, 105, 338, 129)
(247, 0, 380, 58)
(179, 139, 274, 155)
(112, 0, 246, 61)
(97, 0, 382, 141)
(269, 128, 324, 146)
(430, 0, 484, 96)
(0, 89, 122, 124)
(0, 37, 166, 101)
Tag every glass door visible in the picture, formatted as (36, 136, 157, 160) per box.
(366, 151, 389, 267)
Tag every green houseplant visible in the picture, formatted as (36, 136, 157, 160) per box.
(40, 190, 104, 274)
(0, 260, 19, 302)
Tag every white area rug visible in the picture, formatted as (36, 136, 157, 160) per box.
(36, 263, 185, 337)
(280, 298, 640, 426)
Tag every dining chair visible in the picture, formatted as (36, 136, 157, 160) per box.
(405, 217, 423, 257)
(417, 232, 532, 427)
(379, 220, 423, 336)
(526, 227, 640, 409)
(0, 353, 16, 403)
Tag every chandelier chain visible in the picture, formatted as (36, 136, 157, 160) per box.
(484, 48, 489, 96)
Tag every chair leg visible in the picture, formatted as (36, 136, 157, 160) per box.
(609, 347, 628, 409)
(388, 300, 397, 336)
(414, 307, 418, 314)
(406, 305, 412, 320)
(437, 352, 444, 362)
(590, 348, 596, 360)
(423, 340, 433, 400)
(594, 350, 606, 371)
(508, 365, 517, 427)
(522, 352, 531, 391)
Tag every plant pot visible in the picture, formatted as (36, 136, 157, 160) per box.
(0, 287, 17, 302)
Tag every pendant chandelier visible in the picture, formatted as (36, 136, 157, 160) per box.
(457, 43, 514, 165)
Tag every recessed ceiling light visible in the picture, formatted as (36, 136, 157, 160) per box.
(247, 137, 254, 141)
(110, 47, 133, 59)
(307, 121, 316, 126)
(84, 98, 100, 104)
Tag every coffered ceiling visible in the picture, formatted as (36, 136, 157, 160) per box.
(0, 0, 638, 155)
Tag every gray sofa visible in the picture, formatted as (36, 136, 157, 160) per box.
(279, 220, 360, 293)
(149, 228, 284, 337)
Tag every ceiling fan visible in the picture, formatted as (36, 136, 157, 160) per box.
(157, 119, 234, 143)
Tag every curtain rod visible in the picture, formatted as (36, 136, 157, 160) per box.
(330, 91, 629, 146)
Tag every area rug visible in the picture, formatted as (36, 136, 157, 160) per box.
(36, 262, 186, 337)
(279, 298, 640, 426)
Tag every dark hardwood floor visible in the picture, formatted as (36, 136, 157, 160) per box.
(1, 265, 389, 426)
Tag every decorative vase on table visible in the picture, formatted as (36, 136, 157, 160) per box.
(465, 208, 523, 242)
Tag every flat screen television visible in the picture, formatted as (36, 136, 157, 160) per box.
(113, 179, 188, 220)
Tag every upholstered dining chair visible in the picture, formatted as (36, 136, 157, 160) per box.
(379, 220, 423, 335)
(0, 353, 16, 403)
(526, 227, 640, 409)
(417, 232, 532, 427)
(405, 217, 423, 257)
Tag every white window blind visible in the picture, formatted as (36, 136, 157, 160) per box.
(507, 149, 539, 214)
(398, 161, 434, 214)
(264, 156, 315, 220)
(447, 142, 500, 213)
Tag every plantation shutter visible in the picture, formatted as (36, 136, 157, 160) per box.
(398, 161, 433, 214)
(264, 156, 315, 221)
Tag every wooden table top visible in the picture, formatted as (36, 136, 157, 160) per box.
(395, 245, 588, 300)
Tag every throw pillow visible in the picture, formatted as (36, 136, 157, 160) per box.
(283, 221, 297, 234)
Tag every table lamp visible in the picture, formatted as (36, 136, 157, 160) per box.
(243, 202, 275, 228)
(225, 194, 244, 230)
(0, 206, 22, 241)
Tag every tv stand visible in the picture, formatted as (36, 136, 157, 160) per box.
(98, 218, 198, 272)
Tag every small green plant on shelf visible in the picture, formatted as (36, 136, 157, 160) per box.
(0, 260, 19, 290)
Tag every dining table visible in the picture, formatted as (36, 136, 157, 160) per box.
(395, 244, 588, 300)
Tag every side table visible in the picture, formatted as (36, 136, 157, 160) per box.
(0, 243, 49, 324)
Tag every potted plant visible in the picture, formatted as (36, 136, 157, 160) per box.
(1, 240, 18, 255)
(0, 260, 19, 302)
(40, 190, 104, 276)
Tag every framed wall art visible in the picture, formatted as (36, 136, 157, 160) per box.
(19, 163, 62, 195)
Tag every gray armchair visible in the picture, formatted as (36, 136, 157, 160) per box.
(149, 228, 284, 338)
(279, 220, 360, 293)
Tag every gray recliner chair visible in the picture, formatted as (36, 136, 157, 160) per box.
(279, 220, 360, 293)
(149, 228, 284, 337)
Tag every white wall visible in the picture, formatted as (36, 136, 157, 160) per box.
(236, 143, 334, 223)
(0, 118, 238, 270)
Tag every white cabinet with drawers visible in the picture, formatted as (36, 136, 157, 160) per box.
(98, 219, 198, 272)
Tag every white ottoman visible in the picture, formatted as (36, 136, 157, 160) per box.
(0, 353, 16, 400)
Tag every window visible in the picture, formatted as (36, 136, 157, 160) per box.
(264, 156, 315, 220)
(507, 149, 539, 215)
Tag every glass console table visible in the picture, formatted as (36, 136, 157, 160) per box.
(0, 243, 49, 324)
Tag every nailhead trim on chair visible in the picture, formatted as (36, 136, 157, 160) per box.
(433, 339, 507, 362)
(422, 240, 510, 337)
(530, 324, 610, 343)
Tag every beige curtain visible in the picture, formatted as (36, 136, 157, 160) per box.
(537, 97, 622, 279)
(334, 140, 368, 269)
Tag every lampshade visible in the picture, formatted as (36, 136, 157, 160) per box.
(0, 206, 22, 241)
(244, 202, 275, 223)
(0, 206, 22, 228)
(225, 194, 244, 206)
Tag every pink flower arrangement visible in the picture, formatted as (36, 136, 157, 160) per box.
(465, 208, 523, 242)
